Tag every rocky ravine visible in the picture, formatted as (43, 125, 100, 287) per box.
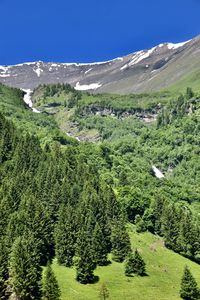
(0, 35, 200, 94)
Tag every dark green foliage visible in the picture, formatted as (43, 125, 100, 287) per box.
(0, 82, 200, 299)
(130, 249, 146, 276)
(54, 205, 76, 267)
(75, 226, 97, 284)
(43, 262, 60, 300)
(111, 219, 131, 262)
(9, 233, 42, 300)
(157, 88, 197, 127)
(124, 252, 135, 276)
(0, 239, 9, 299)
(180, 266, 200, 300)
(93, 222, 109, 266)
(186, 87, 194, 100)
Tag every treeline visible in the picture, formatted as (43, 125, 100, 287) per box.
(0, 113, 130, 299)
(157, 87, 198, 127)
(136, 198, 200, 263)
(33, 83, 82, 108)
(41, 83, 80, 98)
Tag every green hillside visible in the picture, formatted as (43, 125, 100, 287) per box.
(0, 83, 78, 145)
(52, 228, 200, 300)
(0, 83, 200, 300)
(168, 70, 200, 94)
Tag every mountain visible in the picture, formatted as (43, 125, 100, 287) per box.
(1, 35, 200, 94)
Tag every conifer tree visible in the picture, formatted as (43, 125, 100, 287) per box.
(0, 238, 9, 299)
(75, 225, 96, 284)
(54, 204, 76, 267)
(180, 266, 200, 300)
(124, 251, 135, 276)
(131, 249, 146, 276)
(93, 222, 108, 266)
(43, 262, 60, 300)
(111, 219, 131, 262)
(9, 233, 42, 300)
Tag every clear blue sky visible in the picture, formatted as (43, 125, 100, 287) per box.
(1, 0, 200, 65)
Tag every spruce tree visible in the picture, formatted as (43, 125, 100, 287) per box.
(43, 262, 60, 300)
(75, 225, 96, 284)
(124, 251, 135, 276)
(111, 219, 131, 262)
(180, 266, 200, 300)
(93, 222, 108, 266)
(131, 249, 146, 276)
(9, 233, 42, 300)
(54, 204, 76, 267)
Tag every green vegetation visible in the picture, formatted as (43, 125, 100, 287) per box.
(0, 83, 78, 146)
(0, 83, 200, 299)
(125, 249, 146, 277)
(43, 262, 61, 300)
(51, 230, 200, 300)
(180, 266, 200, 300)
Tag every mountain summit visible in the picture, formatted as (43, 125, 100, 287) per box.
(0, 35, 200, 94)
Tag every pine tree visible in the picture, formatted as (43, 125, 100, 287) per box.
(9, 233, 42, 300)
(180, 266, 200, 300)
(43, 262, 60, 300)
(111, 219, 131, 262)
(131, 249, 146, 276)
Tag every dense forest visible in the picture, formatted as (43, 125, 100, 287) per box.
(0, 82, 200, 299)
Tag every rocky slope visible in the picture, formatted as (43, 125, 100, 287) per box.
(0, 35, 200, 94)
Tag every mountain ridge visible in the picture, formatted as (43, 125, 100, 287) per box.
(0, 35, 200, 94)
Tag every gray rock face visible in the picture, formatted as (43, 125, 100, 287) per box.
(0, 36, 200, 94)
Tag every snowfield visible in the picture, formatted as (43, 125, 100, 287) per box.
(75, 82, 102, 91)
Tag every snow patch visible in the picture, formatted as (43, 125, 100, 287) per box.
(0, 66, 9, 73)
(130, 47, 157, 66)
(85, 68, 93, 74)
(0, 74, 10, 77)
(33, 67, 43, 77)
(152, 165, 164, 179)
(120, 47, 157, 70)
(120, 64, 128, 71)
(22, 89, 40, 113)
(167, 40, 191, 50)
(75, 82, 102, 91)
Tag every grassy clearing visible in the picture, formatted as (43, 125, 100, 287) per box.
(52, 227, 200, 300)
(168, 70, 200, 95)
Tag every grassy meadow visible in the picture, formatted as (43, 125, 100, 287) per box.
(51, 227, 200, 300)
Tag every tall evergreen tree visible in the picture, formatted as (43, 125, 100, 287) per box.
(43, 262, 60, 300)
(54, 204, 76, 267)
(93, 222, 108, 266)
(9, 233, 42, 300)
(180, 266, 200, 300)
(75, 224, 96, 284)
(111, 219, 131, 262)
